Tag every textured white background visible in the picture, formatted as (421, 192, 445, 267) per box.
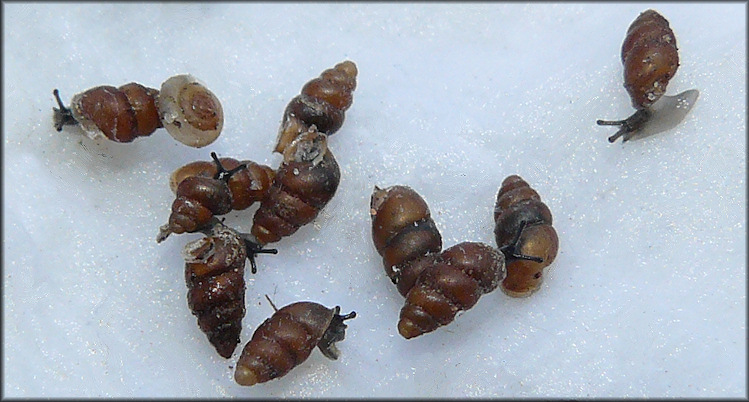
(3, 3, 746, 398)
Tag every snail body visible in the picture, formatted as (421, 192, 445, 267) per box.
(53, 74, 223, 147)
(493, 175, 559, 298)
(274, 60, 358, 153)
(183, 223, 248, 358)
(234, 301, 356, 386)
(598, 9, 699, 143)
(251, 128, 341, 245)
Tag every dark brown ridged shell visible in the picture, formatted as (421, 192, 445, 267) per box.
(183, 225, 248, 358)
(274, 60, 358, 153)
(70, 83, 162, 142)
(369, 185, 506, 338)
(251, 130, 340, 245)
(369, 185, 443, 296)
(621, 9, 679, 108)
(398, 242, 505, 339)
(160, 176, 233, 239)
(494, 175, 559, 298)
(234, 301, 354, 386)
(169, 157, 275, 210)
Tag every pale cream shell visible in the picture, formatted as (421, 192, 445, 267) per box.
(159, 74, 223, 148)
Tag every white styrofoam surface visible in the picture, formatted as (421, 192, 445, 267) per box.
(3, 3, 746, 398)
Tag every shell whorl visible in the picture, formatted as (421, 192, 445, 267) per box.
(274, 60, 358, 153)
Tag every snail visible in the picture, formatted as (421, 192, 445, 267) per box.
(370, 185, 507, 339)
(183, 222, 277, 358)
(493, 175, 559, 298)
(168, 156, 275, 211)
(250, 128, 341, 246)
(183, 223, 246, 358)
(157, 153, 245, 243)
(234, 297, 356, 386)
(597, 9, 699, 143)
(157, 152, 277, 243)
(274, 60, 358, 153)
(52, 74, 223, 147)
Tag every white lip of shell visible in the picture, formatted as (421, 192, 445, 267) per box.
(158, 74, 223, 148)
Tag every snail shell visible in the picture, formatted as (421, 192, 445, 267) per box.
(493, 175, 559, 298)
(398, 242, 506, 339)
(183, 223, 248, 358)
(159, 74, 223, 148)
(621, 9, 679, 108)
(54, 83, 162, 142)
(251, 128, 341, 245)
(156, 153, 246, 243)
(274, 60, 358, 153)
(369, 185, 443, 296)
(234, 301, 356, 386)
(160, 175, 233, 239)
(169, 157, 275, 211)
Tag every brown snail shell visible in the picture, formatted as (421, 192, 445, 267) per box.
(621, 9, 679, 109)
(234, 301, 356, 386)
(251, 128, 341, 245)
(493, 175, 559, 298)
(397, 242, 506, 339)
(156, 153, 246, 243)
(53, 83, 161, 143)
(369, 185, 442, 297)
(183, 223, 248, 358)
(182, 222, 278, 358)
(169, 156, 275, 211)
(274, 60, 358, 154)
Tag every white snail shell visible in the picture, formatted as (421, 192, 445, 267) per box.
(159, 74, 223, 148)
